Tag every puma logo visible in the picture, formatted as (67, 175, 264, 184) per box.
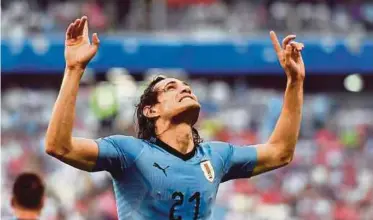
(153, 162, 169, 177)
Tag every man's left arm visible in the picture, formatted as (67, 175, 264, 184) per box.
(252, 31, 305, 176)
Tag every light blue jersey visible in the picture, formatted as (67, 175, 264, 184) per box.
(93, 135, 257, 220)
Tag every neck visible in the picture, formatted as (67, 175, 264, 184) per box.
(13, 208, 40, 219)
(156, 120, 194, 154)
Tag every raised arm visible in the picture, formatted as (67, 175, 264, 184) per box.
(252, 31, 305, 176)
(45, 16, 100, 171)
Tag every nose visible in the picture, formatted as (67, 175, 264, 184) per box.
(181, 86, 192, 94)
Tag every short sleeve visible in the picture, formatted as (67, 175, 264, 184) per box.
(211, 141, 258, 182)
(92, 135, 144, 175)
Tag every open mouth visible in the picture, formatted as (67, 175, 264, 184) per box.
(179, 96, 194, 102)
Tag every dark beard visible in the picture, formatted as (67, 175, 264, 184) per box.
(172, 105, 200, 126)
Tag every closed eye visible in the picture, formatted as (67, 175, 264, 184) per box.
(165, 84, 176, 91)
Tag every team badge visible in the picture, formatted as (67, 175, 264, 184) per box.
(200, 160, 215, 182)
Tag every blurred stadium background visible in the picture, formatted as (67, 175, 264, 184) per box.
(1, 0, 373, 219)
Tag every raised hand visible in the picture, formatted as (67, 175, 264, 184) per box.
(270, 31, 305, 82)
(65, 16, 100, 71)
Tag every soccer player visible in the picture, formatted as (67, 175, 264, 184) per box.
(45, 16, 305, 220)
(10, 173, 45, 220)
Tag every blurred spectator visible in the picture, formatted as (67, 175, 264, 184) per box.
(10, 172, 45, 220)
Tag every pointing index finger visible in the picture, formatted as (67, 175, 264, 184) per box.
(270, 31, 282, 55)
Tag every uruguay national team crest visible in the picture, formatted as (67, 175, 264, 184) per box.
(200, 160, 215, 182)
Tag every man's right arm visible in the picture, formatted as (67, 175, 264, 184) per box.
(45, 16, 100, 171)
(45, 67, 98, 171)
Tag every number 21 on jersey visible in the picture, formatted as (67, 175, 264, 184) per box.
(169, 191, 201, 220)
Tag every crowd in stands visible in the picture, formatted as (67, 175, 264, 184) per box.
(2, 0, 373, 38)
(2, 75, 373, 219)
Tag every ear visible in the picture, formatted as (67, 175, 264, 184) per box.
(11, 197, 15, 208)
(40, 196, 45, 209)
(143, 105, 159, 118)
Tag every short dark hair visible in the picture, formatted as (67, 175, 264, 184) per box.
(135, 76, 203, 145)
(13, 173, 45, 209)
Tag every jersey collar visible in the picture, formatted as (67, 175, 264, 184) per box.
(154, 138, 196, 161)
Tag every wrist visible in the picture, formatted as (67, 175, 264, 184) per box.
(285, 69, 305, 85)
(65, 64, 85, 72)
(286, 78, 304, 87)
(64, 65, 85, 81)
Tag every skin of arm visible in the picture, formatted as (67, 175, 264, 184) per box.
(252, 31, 305, 176)
(45, 16, 100, 171)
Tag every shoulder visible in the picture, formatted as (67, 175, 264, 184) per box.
(96, 135, 148, 155)
(200, 141, 232, 150)
(97, 135, 144, 146)
(199, 141, 233, 159)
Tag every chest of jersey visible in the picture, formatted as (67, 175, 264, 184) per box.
(125, 145, 225, 219)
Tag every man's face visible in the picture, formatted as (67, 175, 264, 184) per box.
(150, 78, 201, 124)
